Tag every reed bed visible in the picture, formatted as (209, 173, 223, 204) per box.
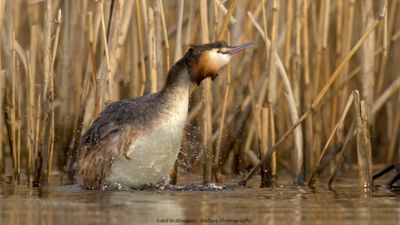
(0, 0, 399, 188)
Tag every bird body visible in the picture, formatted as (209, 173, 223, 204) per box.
(105, 69, 190, 187)
(75, 41, 253, 189)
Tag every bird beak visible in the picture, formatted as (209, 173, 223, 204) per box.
(225, 42, 254, 55)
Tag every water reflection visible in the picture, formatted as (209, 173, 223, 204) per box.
(0, 184, 186, 225)
(0, 176, 399, 225)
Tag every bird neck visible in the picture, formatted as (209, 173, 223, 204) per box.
(162, 57, 191, 94)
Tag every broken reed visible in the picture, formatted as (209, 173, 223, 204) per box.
(0, 0, 398, 188)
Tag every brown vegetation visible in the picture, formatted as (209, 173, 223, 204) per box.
(0, 0, 398, 188)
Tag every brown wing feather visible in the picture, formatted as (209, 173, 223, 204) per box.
(80, 93, 164, 152)
(77, 124, 144, 189)
(76, 93, 166, 188)
(117, 126, 142, 159)
(77, 143, 118, 189)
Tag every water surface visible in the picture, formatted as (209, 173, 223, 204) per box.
(0, 174, 399, 225)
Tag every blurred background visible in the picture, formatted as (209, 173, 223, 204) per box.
(0, 0, 399, 186)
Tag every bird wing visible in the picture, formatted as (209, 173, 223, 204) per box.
(77, 119, 143, 188)
(80, 94, 161, 156)
(76, 94, 165, 187)
(117, 125, 142, 159)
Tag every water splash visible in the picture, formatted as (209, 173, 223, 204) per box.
(102, 182, 228, 192)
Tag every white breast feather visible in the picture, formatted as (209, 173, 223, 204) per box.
(106, 69, 190, 187)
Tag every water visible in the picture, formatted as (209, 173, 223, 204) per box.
(0, 174, 399, 225)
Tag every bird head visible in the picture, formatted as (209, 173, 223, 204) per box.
(185, 41, 253, 85)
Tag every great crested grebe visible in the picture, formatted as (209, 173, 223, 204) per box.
(76, 41, 253, 189)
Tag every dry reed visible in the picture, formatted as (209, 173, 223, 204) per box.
(0, 0, 398, 189)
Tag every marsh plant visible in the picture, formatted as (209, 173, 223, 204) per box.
(0, 0, 397, 188)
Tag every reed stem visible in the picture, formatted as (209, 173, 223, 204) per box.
(199, 0, 212, 184)
(241, 16, 382, 185)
